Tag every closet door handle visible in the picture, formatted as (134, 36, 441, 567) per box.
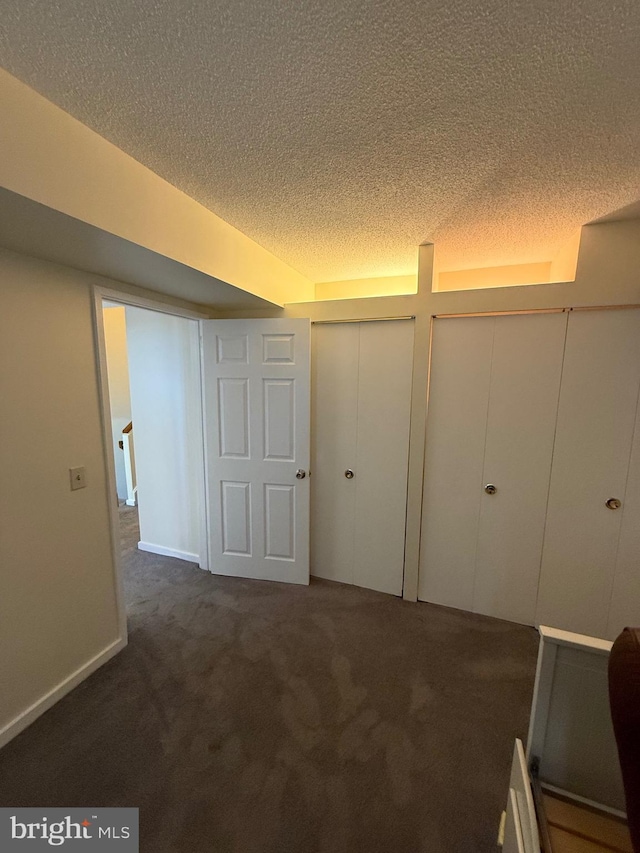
(605, 497, 621, 510)
(296, 469, 307, 479)
(345, 469, 354, 479)
(484, 484, 497, 495)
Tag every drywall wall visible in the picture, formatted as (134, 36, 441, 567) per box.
(313, 274, 417, 301)
(0, 249, 124, 746)
(125, 307, 204, 565)
(0, 68, 314, 307)
(102, 306, 132, 500)
(436, 261, 553, 291)
(0, 247, 210, 748)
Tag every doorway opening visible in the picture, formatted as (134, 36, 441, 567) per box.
(95, 290, 209, 629)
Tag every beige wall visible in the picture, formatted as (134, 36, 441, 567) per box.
(0, 247, 208, 748)
(0, 68, 313, 307)
(436, 261, 552, 291)
(313, 274, 417, 301)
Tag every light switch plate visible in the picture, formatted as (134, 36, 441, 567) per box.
(69, 466, 87, 490)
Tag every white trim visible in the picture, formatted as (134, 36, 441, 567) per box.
(526, 635, 557, 761)
(95, 285, 211, 320)
(138, 541, 200, 565)
(538, 624, 613, 655)
(0, 637, 126, 750)
(92, 289, 129, 642)
(196, 321, 210, 572)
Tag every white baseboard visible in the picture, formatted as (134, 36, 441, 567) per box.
(0, 636, 127, 750)
(138, 541, 200, 564)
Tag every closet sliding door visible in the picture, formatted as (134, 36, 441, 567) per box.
(418, 312, 567, 623)
(536, 308, 640, 638)
(311, 323, 359, 585)
(353, 321, 414, 594)
(312, 320, 414, 596)
(418, 317, 494, 610)
(473, 313, 567, 623)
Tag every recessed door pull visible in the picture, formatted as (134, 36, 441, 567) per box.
(606, 497, 621, 510)
(345, 469, 354, 479)
(484, 484, 497, 495)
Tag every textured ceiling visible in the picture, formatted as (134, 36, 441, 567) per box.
(0, 0, 639, 283)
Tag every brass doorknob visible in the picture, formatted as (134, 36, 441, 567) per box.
(605, 498, 621, 510)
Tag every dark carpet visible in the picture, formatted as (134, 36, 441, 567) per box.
(0, 507, 538, 852)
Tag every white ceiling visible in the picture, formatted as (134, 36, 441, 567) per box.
(1, 0, 639, 283)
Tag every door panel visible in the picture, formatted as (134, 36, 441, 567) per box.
(311, 321, 413, 594)
(607, 385, 640, 639)
(263, 379, 295, 460)
(353, 321, 414, 595)
(218, 378, 249, 458)
(264, 484, 295, 560)
(221, 481, 251, 555)
(473, 313, 567, 623)
(311, 323, 359, 583)
(203, 318, 310, 584)
(418, 317, 494, 608)
(536, 309, 640, 637)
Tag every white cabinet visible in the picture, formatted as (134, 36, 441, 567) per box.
(311, 320, 414, 595)
(419, 307, 640, 639)
(419, 312, 567, 623)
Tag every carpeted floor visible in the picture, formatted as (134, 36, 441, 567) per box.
(0, 507, 538, 852)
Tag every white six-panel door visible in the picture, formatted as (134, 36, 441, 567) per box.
(202, 319, 310, 584)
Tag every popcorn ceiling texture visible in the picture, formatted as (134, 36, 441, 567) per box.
(0, 0, 639, 283)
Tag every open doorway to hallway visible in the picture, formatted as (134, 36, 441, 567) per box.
(100, 298, 208, 594)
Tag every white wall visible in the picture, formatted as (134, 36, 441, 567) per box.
(0, 249, 124, 746)
(102, 307, 132, 500)
(125, 307, 204, 564)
